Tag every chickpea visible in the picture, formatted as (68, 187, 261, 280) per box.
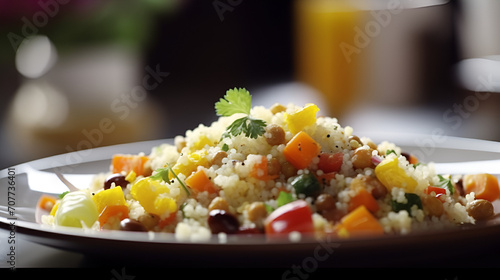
(208, 197, 230, 212)
(348, 135, 362, 149)
(247, 202, 267, 223)
(467, 199, 494, 220)
(352, 147, 374, 169)
(422, 196, 444, 217)
(264, 124, 286, 146)
(270, 103, 287, 114)
(281, 161, 297, 179)
(211, 151, 227, 167)
(365, 140, 378, 150)
(315, 193, 336, 212)
(267, 158, 281, 177)
(364, 176, 387, 199)
(321, 208, 345, 222)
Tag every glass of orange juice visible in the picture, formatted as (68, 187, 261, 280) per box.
(294, 0, 366, 119)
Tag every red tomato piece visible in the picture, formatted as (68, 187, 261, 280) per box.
(318, 152, 343, 173)
(264, 200, 314, 237)
(424, 186, 447, 196)
(425, 186, 447, 203)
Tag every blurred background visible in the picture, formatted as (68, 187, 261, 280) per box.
(1, 0, 500, 169)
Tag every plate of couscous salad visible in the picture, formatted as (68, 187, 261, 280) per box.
(2, 88, 500, 267)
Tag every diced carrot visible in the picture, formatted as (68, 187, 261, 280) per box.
(463, 173, 500, 202)
(158, 212, 177, 229)
(98, 205, 129, 227)
(336, 205, 384, 237)
(408, 154, 419, 165)
(37, 195, 58, 212)
(348, 189, 380, 213)
(185, 169, 218, 194)
(111, 154, 151, 177)
(283, 131, 321, 170)
(250, 156, 279, 181)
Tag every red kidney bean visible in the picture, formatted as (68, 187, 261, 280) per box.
(120, 218, 147, 232)
(207, 210, 239, 234)
(104, 174, 129, 190)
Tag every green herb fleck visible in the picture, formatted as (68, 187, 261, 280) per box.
(58, 191, 69, 199)
(276, 191, 295, 207)
(386, 149, 397, 156)
(265, 204, 275, 214)
(437, 174, 454, 195)
(391, 193, 422, 216)
(180, 202, 188, 218)
(150, 164, 190, 196)
(215, 88, 267, 139)
(221, 143, 229, 152)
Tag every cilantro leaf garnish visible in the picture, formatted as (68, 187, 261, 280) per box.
(215, 88, 252, 116)
(150, 164, 190, 196)
(225, 116, 266, 139)
(437, 174, 454, 195)
(215, 88, 266, 139)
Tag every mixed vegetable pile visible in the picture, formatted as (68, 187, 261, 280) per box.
(37, 88, 500, 240)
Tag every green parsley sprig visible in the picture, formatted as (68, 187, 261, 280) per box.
(215, 88, 266, 139)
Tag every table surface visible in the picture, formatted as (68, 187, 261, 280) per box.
(0, 229, 85, 268)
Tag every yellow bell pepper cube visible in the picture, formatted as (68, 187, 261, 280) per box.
(171, 149, 208, 178)
(375, 157, 417, 192)
(130, 178, 177, 216)
(191, 135, 213, 151)
(125, 170, 137, 183)
(284, 103, 320, 134)
(92, 186, 127, 214)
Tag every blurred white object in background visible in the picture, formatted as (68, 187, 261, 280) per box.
(15, 35, 57, 79)
(458, 0, 500, 59)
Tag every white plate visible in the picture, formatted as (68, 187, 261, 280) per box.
(2, 135, 500, 267)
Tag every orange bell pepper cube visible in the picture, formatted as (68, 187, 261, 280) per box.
(283, 131, 321, 170)
(185, 169, 218, 194)
(98, 205, 129, 227)
(336, 205, 384, 237)
(111, 154, 151, 176)
(348, 189, 380, 213)
(37, 194, 58, 212)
